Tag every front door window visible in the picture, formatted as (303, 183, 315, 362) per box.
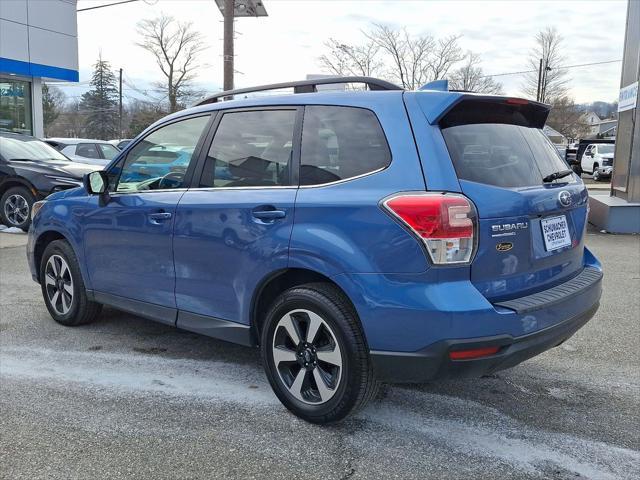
(115, 115, 210, 192)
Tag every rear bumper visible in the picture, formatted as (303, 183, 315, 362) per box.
(371, 301, 599, 383)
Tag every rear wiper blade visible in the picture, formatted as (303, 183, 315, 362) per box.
(543, 169, 573, 183)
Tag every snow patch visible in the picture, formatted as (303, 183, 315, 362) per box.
(0, 346, 278, 405)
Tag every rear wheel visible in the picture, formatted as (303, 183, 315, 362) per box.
(261, 283, 377, 424)
(40, 240, 102, 326)
(571, 164, 583, 175)
(1, 186, 34, 231)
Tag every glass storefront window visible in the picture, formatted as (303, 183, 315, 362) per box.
(0, 78, 32, 135)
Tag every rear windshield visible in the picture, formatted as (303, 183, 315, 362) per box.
(442, 123, 571, 188)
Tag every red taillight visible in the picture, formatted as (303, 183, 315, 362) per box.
(449, 346, 500, 360)
(505, 98, 529, 105)
(383, 193, 476, 264)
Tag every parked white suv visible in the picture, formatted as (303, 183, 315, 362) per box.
(580, 143, 615, 181)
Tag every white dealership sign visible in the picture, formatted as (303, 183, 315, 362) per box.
(618, 81, 638, 112)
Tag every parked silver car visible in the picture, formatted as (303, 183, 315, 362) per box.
(44, 138, 120, 167)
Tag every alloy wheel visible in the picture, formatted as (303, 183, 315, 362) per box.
(272, 309, 343, 404)
(44, 255, 74, 315)
(4, 194, 29, 226)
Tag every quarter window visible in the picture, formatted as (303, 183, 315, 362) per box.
(115, 115, 210, 192)
(300, 106, 391, 185)
(98, 143, 120, 160)
(199, 110, 296, 188)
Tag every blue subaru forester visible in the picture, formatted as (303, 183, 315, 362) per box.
(27, 77, 602, 423)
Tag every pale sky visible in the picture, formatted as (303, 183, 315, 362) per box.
(64, 0, 628, 105)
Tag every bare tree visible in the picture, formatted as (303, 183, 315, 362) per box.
(522, 27, 569, 104)
(428, 35, 465, 81)
(319, 38, 382, 77)
(546, 96, 591, 141)
(137, 14, 206, 112)
(318, 24, 464, 90)
(449, 52, 503, 94)
(362, 25, 433, 89)
(367, 25, 464, 89)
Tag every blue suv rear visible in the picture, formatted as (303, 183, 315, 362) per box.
(27, 77, 602, 423)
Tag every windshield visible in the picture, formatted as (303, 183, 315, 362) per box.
(442, 124, 571, 188)
(598, 145, 614, 155)
(0, 136, 69, 162)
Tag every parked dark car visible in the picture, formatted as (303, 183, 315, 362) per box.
(0, 132, 96, 230)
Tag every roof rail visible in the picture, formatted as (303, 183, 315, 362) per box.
(193, 76, 403, 106)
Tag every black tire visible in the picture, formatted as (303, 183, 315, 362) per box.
(571, 164, 583, 175)
(592, 163, 599, 178)
(261, 282, 378, 424)
(592, 169, 601, 181)
(40, 239, 102, 326)
(1, 186, 34, 231)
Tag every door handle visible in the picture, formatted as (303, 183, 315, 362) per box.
(252, 208, 286, 220)
(148, 212, 172, 224)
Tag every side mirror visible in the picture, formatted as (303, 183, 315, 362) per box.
(83, 171, 108, 194)
(83, 171, 110, 206)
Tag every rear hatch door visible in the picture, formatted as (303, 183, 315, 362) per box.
(438, 98, 589, 302)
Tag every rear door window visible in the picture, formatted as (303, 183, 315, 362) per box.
(76, 143, 100, 159)
(441, 123, 571, 188)
(199, 110, 296, 188)
(300, 106, 391, 185)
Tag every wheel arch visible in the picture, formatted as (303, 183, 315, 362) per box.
(0, 177, 38, 198)
(33, 230, 73, 283)
(250, 268, 366, 347)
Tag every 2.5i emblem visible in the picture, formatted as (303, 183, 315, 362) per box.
(496, 242, 513, 252)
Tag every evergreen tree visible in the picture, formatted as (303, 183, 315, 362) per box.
(80, 56, 119, 139)
(42, 84, 66, 136)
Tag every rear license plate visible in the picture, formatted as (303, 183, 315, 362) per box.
(541, 215, 571, 251)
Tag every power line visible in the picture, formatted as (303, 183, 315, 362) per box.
(77, 0, 139, 13)
(482, 59, 622, 78)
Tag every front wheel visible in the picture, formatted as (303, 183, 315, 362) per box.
(592, 169, 601, 181)
(40, 240, 102, 326)
(261, 283, 378, 424)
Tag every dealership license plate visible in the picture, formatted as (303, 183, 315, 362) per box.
(541, 215, 571, 251)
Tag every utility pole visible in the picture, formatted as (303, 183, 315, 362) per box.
(541, 60, 551, 103)
(536, 58, 543, 102)
(119, 68, 123, 140)
(216, 0, 268, 94)
(223, 0, 235, 92)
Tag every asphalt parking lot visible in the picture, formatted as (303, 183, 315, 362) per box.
(1, 229, 638, 480)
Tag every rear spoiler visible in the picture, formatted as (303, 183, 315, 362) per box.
(412, 92, 551, 129)
(437, 96, 551, 129)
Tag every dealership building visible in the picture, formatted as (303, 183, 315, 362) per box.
(0, 0, 78, 138)
(589, 0, 640, 233)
